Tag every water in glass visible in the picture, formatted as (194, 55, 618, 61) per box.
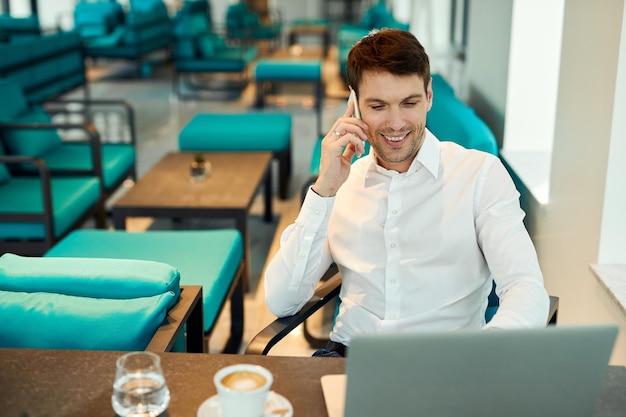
(112, 352, 170, 417)
(112, 371, 170, 417)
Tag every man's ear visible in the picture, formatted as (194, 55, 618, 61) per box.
(426, 77, 433, 112)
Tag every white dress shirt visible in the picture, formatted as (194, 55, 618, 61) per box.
(265, 130, 549, 346)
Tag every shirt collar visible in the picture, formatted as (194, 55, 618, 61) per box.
(364, 128, 441, 179)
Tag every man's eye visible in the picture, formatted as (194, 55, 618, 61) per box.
(371, 105, 384, 110)
(404, 101, 418, 106)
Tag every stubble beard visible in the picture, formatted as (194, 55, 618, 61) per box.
(370, 122, 426, 166)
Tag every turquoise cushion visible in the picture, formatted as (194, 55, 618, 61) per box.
(0, 253, 180, 306)
(0, 80, 29, 120)
(85, 26, 125, 48)
(179, 113, 291, 152)
(0, 176, 101, 239)
(0, 163, 10, 184)
(1, 106, 64, 157)
(255, 59, 321, 81)
(427, 94, 498, 155)
(45, 229, 244, 334)
(39, 143, 135, 190)
(197, 34, 215, 57)
(0, 289, 175, 350)
(175, 38, 196, 59)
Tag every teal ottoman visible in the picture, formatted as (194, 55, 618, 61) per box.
(254, 59, 323, 133)
(44, 229, 244, 353)
(179, 112, 292, 199)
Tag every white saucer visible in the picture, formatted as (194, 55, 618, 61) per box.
(197, 391, 293, 417)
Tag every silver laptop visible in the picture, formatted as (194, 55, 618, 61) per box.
(322, 325, 618, 417)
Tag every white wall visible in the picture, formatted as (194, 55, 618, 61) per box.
(466, 0, 626, 365)
(464, 0, 513, 144)
(599, 2, 626, 264)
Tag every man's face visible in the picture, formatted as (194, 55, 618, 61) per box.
(358, 71, 433, 173)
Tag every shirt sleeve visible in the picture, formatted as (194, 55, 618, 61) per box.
(264, 187, 336, 317)
(475, 157, 550, 329)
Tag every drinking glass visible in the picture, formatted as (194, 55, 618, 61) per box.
(112, 351, 170, 417)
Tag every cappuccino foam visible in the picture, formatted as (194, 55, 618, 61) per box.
(221, 371, 266, 391)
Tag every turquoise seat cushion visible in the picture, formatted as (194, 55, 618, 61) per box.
(0, 289, 175, 351)
(0, 99, 63, 158)
(85, 26, 125, 48)
(0, 176, 101, 239)
(179, 113, 291, 152)
(45, 229, 244, 334)
(0, 79, 29, 120)
(0, 253, 180, 305)
(197, 34, 216, 57)
(255, 59, 321, 81)
(39, 143, 136, 190)
(175, 38, 196, 59)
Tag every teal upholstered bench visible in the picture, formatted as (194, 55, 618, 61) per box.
(254, 59, 323, 133)
(44, 228, 245, 353)
(179, 112, 292, 199)
(0, 253, 180, 351)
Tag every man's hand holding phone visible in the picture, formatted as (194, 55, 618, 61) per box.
(312, 87, 368, 197)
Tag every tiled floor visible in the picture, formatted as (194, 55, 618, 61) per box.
(78, 44, 462, 357)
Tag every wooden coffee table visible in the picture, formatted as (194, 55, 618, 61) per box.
(112, 152, 273, 287)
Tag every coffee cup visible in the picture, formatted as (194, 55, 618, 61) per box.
(214, 364, 273, 417)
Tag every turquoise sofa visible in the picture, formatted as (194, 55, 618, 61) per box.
(0, 80, 137, 201)
(0, 30, 87, 104)
(0, 14, 41, 42)
(172, 0, 258, 98)
(77, 1, 173, 76)
(225, 1, 282, 47)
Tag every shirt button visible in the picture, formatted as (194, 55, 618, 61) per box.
(390, 243, 396, 248)
(299, 252, 306, 258)
(391, 210, 398, 215)
(313, 210, 320, 215)
(390, 279, 397, 284)
(389, 315, 396, 319)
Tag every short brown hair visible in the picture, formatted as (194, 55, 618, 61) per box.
(346, 28, 431, 95)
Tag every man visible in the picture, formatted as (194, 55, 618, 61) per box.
(265, 29, 549, 357)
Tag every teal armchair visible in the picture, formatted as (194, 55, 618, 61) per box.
(0, 144, 102, 256)
(225, 2, 282, 48)
(0, 80, 137, 202)
(0, 14, 41, 42)
(172, 0, 258, 98)
(73, 1, 125, 41)
(76, 0, 173, 77)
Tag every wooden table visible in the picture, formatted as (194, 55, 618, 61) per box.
(112, 152, 273, 287)
(1, 348, 625, 417)
(288, 24, 330, 57)
(0, 349, 345, 417)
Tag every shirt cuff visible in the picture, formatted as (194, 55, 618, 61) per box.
(296, 187, 335, 228)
